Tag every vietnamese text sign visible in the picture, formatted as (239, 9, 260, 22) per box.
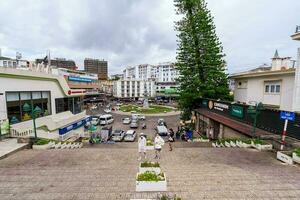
(280, 111, 295, 121)
(231, 105, 244, 118)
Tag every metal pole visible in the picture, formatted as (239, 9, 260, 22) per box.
(32, 110, 37, 139)
(280, 119, 288, 150)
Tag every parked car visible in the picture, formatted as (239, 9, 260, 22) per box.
(104, 108, 111, 113)
(91, 115, 100, 126)
(100, 114, 114, 126)
(124, 130, 136, 142)
(130, 119, 139, 128)
(111, 129, 125, 142)
(122, 117, 131, 125)
(158, 118, 165, 126)
(156, 125, 168, 136)
(132, 114, 146, 120)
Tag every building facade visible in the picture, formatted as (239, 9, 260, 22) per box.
(113, 80, 155, 99)
(84, 58, 108, 80)
(36, 58, 77, 70)
(230, 50, 299, 111)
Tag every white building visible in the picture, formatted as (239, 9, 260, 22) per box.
(113, 80, 156, 99)
(230, 48, 299, 111)
(0, 54, 28, 69)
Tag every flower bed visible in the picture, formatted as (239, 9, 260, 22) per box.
(146, 139, 154, 150)
(193, 135, 209, 142)
(292, 149, 300, 164)
(252, 139, 272, 151)
(136, 171, 167, 192)
(32, 139, 51, 150)
(139, 161, 161, 174)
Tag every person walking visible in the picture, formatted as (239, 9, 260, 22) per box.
(138, 133, 147, 161)
(168, 128, 175, 151)
(154, 133, 165, 159)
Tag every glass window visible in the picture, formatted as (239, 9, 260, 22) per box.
(6, 92, 19, 101)
(3, 61, 7, 67)
(32, 92, 42, 99)
(20, 92, 31, 100)
(265, 85, 269, 93)
(270, 85, 275, 93)
(276, 85, 280, 93)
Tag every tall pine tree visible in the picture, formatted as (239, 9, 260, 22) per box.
(174, 0, 231, 119)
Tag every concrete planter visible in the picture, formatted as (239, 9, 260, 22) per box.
(200, 138, 210, 142)
(146, 145, 154, 151)
(292, 153, 300, 164)
(139, 164, 161, 174)
(277, 151, 294, 165)
(32, 143, 50, 150)
(236, 141, 243, 148)
(242, 142, 252, 148)
(225, 141, 231, 148)
(54, 142, 61, 149)
(136, 173, 167, 192)
(230, 141, 237, 147)
(212, 142, 217, 148)
(255, 144, 273, 151)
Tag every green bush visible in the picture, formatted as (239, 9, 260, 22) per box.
(146, 140, 153, 146)
(252, 139, 267, 145)
(141, 161, 160, 168)
(293, 148, 300, 157)
(33, 138, 50, 145)
(137, 171, 164, 182)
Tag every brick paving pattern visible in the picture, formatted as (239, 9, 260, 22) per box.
(0, 145, 300, 200)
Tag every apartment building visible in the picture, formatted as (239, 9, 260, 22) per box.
(84, 58, 108, 80)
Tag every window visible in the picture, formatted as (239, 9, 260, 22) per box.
(264, 81, 281, 94)
(237, 80, 247, 89)
(3, 61, 7, 67)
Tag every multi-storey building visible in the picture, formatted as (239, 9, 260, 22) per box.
(36, 58, 77, 70)
(0, 53, 28, 69)
(113, 80, 155, 99)
(84, 58, 108, 80)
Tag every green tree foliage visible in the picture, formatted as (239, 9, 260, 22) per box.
(174, 0, 231, 119)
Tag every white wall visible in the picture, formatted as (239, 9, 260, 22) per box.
(234, 73, 295, 111)
(0, 77, 66, 120)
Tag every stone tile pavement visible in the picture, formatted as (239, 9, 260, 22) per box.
(0, 144, 300, 200)
(0, 138, 28, 159)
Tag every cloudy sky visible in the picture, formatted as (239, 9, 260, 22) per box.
(0, 0, 300, 75)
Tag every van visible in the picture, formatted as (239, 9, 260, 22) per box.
(156, 125, 168, 136)
(99, 114, 114, 126)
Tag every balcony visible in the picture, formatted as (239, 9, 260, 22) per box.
(291, 25, 300, 41)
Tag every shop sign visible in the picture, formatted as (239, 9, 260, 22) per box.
(213, 102, 229, 112)
(202, 100, 208, 107)
(59, 116, 91, 135)
(68, 76, 93, 83)
(231, 105, 244, 118)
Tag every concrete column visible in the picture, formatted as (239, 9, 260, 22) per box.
(292, 48, 300, 112)
(219, 124, 224, 139)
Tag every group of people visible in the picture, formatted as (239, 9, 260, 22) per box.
(138, 128, 176, 161)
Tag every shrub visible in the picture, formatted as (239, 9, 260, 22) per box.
(33, 138, 50, 145)
(252, 139, 267, 145)
(293, 148, 300, 157)
(141, 161, 160, 168)
(146, 140, 153, 146)
(137, 171, 164, 182)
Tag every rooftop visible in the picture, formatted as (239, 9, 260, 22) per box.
(291, 25, 300, 41)
(229, 68, 295, 79)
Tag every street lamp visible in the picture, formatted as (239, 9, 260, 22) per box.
(247, 102, 264, 138)
(22, 103, 42, 140)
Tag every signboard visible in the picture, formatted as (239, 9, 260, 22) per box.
(280, 111, 295, 121)
(231, 105, 244, 118)
(213, 102, 229, 112)
(59, 116, 91, 135)
(68, 76, 93, 83)
(0, 120, 10, 135)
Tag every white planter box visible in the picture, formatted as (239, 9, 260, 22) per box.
(32, 143, 50, 150)
(200, 138, 210, 142)
(139, 164, 161, 174)
(292, 153, 300, 164)
(242, 143, 252, 148)
(212, 142, 216, 148)
(277, 151, 294, 165)
(136, 173, 167, 192)
(255, 144, 273, 151)
(230, 141, 237, 147)
(146, 146, 154, 150)
(225, 141, 231, 148)
(236, 141, 243, 148)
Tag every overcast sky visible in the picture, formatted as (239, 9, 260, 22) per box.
(0, 0, 300, 75)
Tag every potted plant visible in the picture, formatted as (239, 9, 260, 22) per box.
(32, 139, 51, 150)
(252, 139, 272, 150)
(241, 139, 252, 148)
(230, 139, 237, 147)
(136, 171, 167, 192)
(139, 161, 161, 174)
(146, 139, 154, 150)
(292, 148, 300, 164)
(224, 140, 231, 148)
(277, 151, 294, 165)
(200, 135, 209, 142)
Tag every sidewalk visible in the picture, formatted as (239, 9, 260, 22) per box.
(0, 138, 28, 159)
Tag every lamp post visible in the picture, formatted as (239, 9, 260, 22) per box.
(22, 103, 42, 140)
(247, 102, 264, 138)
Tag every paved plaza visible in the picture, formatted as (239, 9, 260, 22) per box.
(0, 144, 300, 200)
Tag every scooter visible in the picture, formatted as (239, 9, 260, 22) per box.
(142, 123, 147, 129)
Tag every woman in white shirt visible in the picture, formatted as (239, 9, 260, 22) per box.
(154, 133, 165, 159)
(138, 134, 147, 161)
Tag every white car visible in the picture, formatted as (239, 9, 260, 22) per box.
(122, 117, 131, 124)
(111, 129, 125, 142)
(124, 130, 136, 142)
(104, 108, 111, 113)
(132, 114, 146, 120)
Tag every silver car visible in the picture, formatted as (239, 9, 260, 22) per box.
(124, 130, 136, 142)
(130, 119, 139, 128)
(122, 117, 131, 124)
(111, 129, 125, 142)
